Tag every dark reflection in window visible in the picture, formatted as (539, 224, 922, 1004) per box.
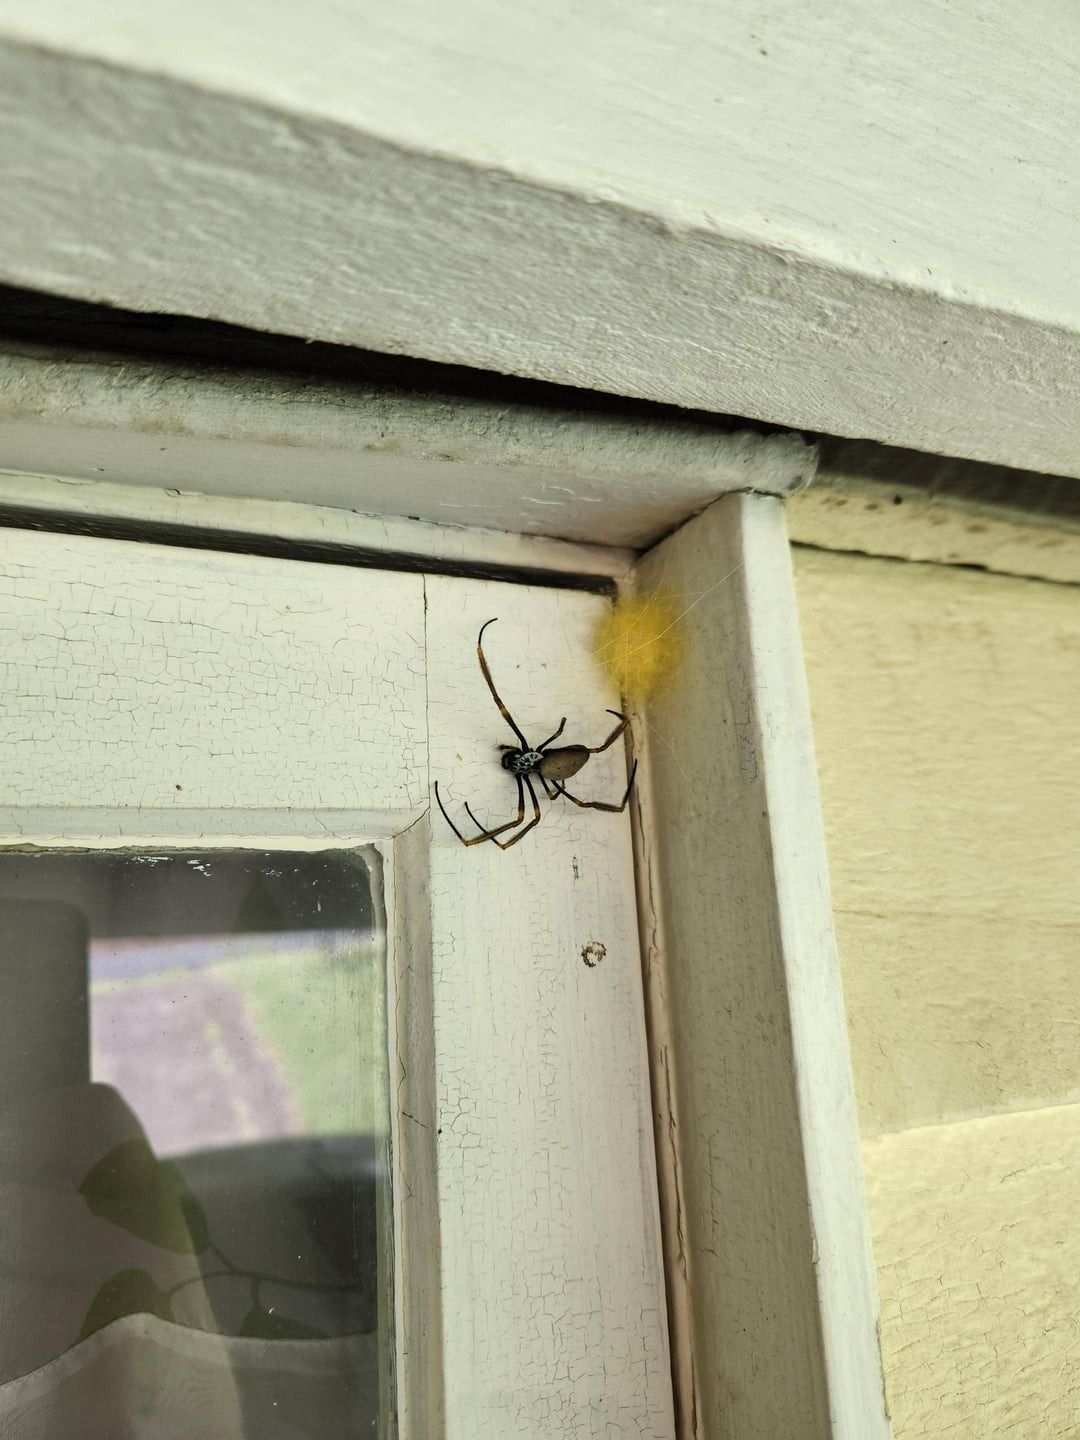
(0, 850, 391, 1439)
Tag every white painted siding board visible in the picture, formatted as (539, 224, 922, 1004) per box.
(635, 493, 889, 1439)
(2, 0, 1074, 328)
(0, 4, 1077, 476)
(0, 529, 427, 811)
(424, 577, 674, 1440)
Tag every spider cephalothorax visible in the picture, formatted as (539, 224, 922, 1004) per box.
(434, 617, 637, 851)
(502, 748, 544, 775)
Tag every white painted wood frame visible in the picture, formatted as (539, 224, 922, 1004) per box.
(0, 346, 815, 551)
(633, 492, 889, 1439)
(0, 528, 674, 1438)
(0, 348, 886, 1434)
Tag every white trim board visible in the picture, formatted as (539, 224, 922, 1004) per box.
(633, 492, 889, 1439)
(0, 346, 814, 550)
(0, 471, 636, 587)
(0, 10, 1078, 479)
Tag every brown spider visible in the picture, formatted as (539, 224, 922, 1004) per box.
(434, 617, 638, 850)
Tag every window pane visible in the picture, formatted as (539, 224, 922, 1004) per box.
(0, 849, 391, 1440)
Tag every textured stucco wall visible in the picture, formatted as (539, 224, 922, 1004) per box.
(794, 546, 1080, 1437)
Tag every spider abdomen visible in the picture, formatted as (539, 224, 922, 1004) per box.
(537, 746, 591, 783)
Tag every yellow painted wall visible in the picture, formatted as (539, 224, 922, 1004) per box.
(793, 545, 1080, 1437)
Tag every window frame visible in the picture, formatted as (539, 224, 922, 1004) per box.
(0, 522, 674, 1438)
(0, 346, 888, 1440)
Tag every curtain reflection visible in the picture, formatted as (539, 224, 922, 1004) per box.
(0, 854, 387, 1440)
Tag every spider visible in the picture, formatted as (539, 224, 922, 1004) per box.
(434, 617, 638, 850)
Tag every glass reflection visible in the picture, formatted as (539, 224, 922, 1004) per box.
(0, 850, 390, 1440)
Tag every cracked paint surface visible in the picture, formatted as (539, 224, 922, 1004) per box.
(1, 529, 673, 1437)
(0, 531, 427, 811)
(426, 576, 673, 1439)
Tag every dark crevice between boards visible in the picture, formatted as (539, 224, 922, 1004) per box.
(0, 504, 618, 595)
(3, 287, 1074, 525)
(0, 283, 779, 437)
(788, 537, 1080, 591)
(819, 437, 1080, 529)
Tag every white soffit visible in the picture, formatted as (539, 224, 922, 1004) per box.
(0, 2, 1077, 479)
(0, 347, 815, 548)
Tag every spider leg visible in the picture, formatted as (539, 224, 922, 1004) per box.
(552, 759, 639, 813)
(537, 717, 567, 750)
(485, 775, 544, 850)
(435, 776, 526, 847)
(476, 618, 530, 749)
(581, 709, 630, 754)
(463, 775, 530, 841)
(537, 772, 557, 799)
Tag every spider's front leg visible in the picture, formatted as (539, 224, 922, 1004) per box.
(536, 717, 567, 750)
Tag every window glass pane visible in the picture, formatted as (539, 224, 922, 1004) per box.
(0, 849, 391, 1440)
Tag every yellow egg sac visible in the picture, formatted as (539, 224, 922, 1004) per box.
(593, 590, 684, 703)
